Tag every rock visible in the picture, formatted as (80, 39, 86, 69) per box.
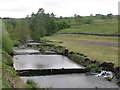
(63, 49, 69, 56)
(84, 58, 90, 61)
(91, 60, 96, 63)
(104, 77, 112, 81)
(14, 45, 18, 47)
(114, 66, 120, 80)
(10, 52, 14, 56)
(79, 53, 84, 56)
(100, 62, 114, 71)
(57, 46, 64, 48)
(69, 52, 74, 54)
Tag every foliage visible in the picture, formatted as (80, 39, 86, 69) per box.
(2, 51, 13, 65)
(74, 14, 83, 25)
(2, 24, 13, 54)
(29, 8, 57, 41)
(85, 63, 100, 71)
(2, 76, 11, 88)
(82, 18, 94, 24)
(56, 21, 70, 30)
(26, 80, 37, 88)
(2, 52, 25, 88)
(4, 19, 30, 44)
(68, 54, 85, 62)
(14, 20, 30, 43)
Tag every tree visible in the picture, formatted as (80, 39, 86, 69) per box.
(107, 13, 113, 20)
(74, 14, 83, 25)
(30, 8, 57, 40)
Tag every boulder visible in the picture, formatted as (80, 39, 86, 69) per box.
(114, 66, 120, 80)
(100, 62, 114, 71)
(63, 49, 69, 56)
(69, 51, 74, 54)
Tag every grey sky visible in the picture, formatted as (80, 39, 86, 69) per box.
(0, 0, 119, 18)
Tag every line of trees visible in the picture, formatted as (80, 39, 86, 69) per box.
(4, 8, 70, 43)
(28, 8, 70, 40)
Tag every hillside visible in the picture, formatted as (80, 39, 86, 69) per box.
(58, 20, 118, 34)
(42, 19, 119, 67)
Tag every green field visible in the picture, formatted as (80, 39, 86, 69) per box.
(58, 21, 118, 34)
(42, 20, 119, 67)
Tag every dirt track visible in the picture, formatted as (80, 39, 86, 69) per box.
(64, 39, 119, 48)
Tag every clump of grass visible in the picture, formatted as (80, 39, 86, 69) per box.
(68, 54, 85, 62)
(2, 51, 13, 65)
(85, 63, 100, 71)
(26, 80, 37, 88)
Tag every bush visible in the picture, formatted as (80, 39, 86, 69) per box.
(56, 21, 70, 30)
(82, 18, 94, 24)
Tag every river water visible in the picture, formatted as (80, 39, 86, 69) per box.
(13, 48, 119, 88)
(13, 54, 84, 70)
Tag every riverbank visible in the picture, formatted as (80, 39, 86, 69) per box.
(39, 39, 120, 83)
(1, 50, 37, 88)
(12, 40, 119, 88)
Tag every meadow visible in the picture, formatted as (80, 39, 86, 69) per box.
(42, 20, 119, 67)
(58, 21, 118, 34)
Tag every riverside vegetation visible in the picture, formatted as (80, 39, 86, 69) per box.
(1, 8, 120, 88)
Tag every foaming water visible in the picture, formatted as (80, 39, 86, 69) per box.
(14, 48, 40, 54)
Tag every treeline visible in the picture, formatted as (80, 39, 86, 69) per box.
(58, 13, 117, 26)
(4, 8, 70, 43)
(28, 8, 70, 40)
(4, 8, 116, 44)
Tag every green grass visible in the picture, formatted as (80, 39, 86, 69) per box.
(58, 21, 118, 34)
(43, 35, 119, 66)
(2, 76, 11, 88)
(42, 20, 118, 67)
(68, 54, 85, 62)
(85, 63, 100, 71)
(47, 34, 118, 43)
(25, 80, 37, 88)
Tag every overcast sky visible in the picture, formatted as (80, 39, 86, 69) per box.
(0, 0, 119, 18)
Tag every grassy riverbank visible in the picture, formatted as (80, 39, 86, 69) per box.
(42, 20, 119, 67)
(1, 19, 37, 89)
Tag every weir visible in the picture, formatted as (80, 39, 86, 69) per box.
(16, 68, 86, 76)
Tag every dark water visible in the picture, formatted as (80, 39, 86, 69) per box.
(13, 54, 84, 70)
(21, 74, 118, 88)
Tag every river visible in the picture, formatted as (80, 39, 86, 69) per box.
(13, 46, 119, 88)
